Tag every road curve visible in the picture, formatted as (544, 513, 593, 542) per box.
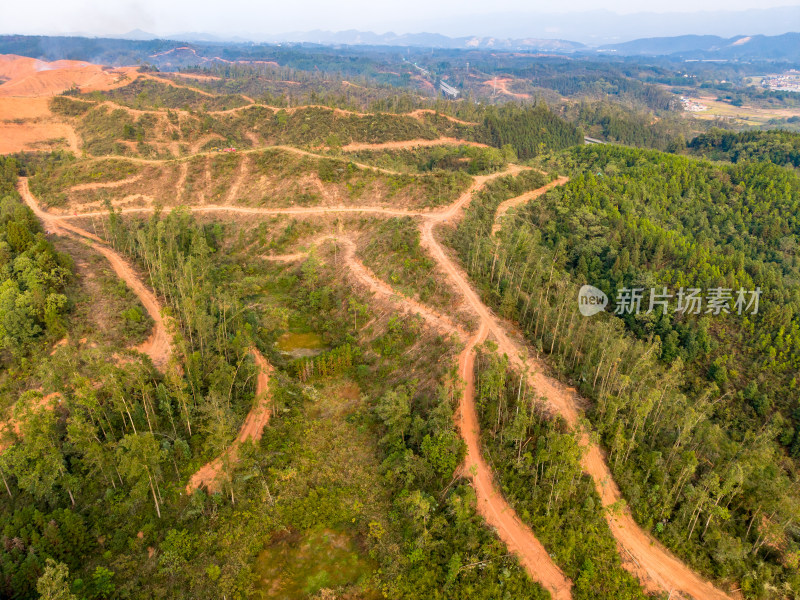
(263, 231, 573, 599)
(491, 175, 569, 235)
(55, 163, 529, 222)
(422, 188, 735, 600)
(18, 178, 172, 370)
(186, 348, 273, 494)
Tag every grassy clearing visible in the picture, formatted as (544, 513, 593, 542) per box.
(251, 527, 378, 599)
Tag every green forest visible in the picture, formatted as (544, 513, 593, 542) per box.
(450, 143, 800, 597)
(0, 158, 72, 363)
(688, 128, 800, 167)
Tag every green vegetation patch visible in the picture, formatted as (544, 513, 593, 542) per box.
(251, 527, 377, 599)
(95, 79, 249, 111)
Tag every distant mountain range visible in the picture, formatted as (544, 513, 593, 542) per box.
(380, 6, 800, 45)
(249, 30, 585, 52)
(599, 32, 800, 60)
(1, 28, 800, 66)
(78, 5, 797, 51)
(100, 28, 800, 61)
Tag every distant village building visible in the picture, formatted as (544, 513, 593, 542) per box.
(761, 71, 800, 93)
(680, 96, 708, 112)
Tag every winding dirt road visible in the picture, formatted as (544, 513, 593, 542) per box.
(18, 178, 172, 370)
(340, 137, 488, 152)
(417, 182, 735, 600)
(186, 348, 273, 494)
(265, 235, 466, 337)
(266, 233, 571, 598)
(68, 174, 143, 192)
(25, 137, 736, 599)
(56, 163, 527, 222)
(491, 175, 569, 235)
(459, 319, 573, 600)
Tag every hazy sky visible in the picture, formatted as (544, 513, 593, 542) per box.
(3, 0, 799, 37)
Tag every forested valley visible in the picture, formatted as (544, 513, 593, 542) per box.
(0, 151, 558, 599)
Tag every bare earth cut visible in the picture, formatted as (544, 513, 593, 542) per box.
(186, 349, 273, 494)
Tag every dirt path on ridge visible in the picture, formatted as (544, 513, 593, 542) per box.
(406, 109, 478, 125)
(68, 174, 143, 192)
(265, 235, 465, 337)
(459, 317, 573, 600)
(491, 175, 569, 235)
(186, 348, 273, 494)
(56, 163, 527, 221)
(340, 137, 489, 152)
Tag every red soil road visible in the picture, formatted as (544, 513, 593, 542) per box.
(58, 162, 528, 222)
(68, 174, 143, 192)
(99, 97, 475, 128)
(170, 73, 221, 82)
(406, 108, 478, 125)
(459, 318, 573, 600)
(57, 139, 475, 182)
(17, 178, 172, 370)
(340, 137, 489, 152)
(421, 186, 736, 600)
(261, 231, 571, 597)
(139, 73, 216, 97)
(186, 349, 273, 494)
(491, 175, 569, 235)
(264, 235, 466, 337)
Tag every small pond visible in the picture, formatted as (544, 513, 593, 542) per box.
(275, 331, 327, 358)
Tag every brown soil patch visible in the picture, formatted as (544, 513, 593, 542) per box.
(0, 54, 139, 97)
(0, 95, 79, 154)
(0, 96, 51, 119)
(484, 77, 531, 99)
(0, 121, 77, 154)
(0, 392, 61, 452)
